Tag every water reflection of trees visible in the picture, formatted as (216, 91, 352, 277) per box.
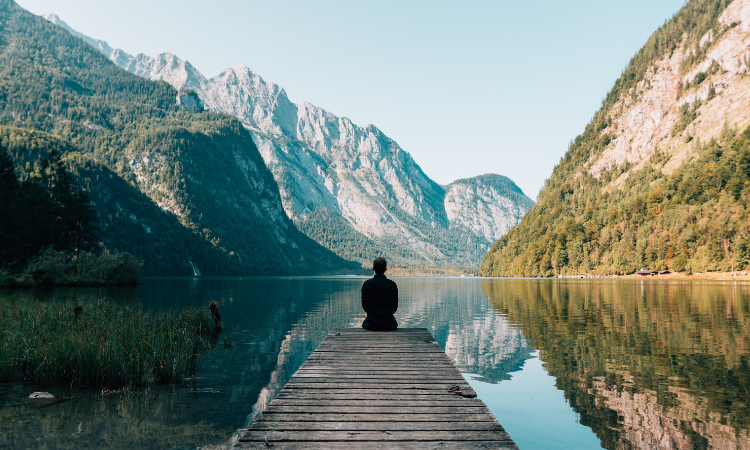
(483, 279, 750, 450)
(0, 384, 228, 449)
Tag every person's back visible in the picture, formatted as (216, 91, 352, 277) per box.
(361, 257, 398, 331)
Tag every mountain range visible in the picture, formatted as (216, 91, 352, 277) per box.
(0, 0, 358, 276)
(43, 13, 534, 268)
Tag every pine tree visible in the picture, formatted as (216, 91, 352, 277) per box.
(0, 143, 22, 270)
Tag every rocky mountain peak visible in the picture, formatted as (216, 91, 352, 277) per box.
(45, 14, 534, 267)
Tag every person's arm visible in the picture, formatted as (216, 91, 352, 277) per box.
(391, 284, 399, 314)
(361, 282, 368, 312)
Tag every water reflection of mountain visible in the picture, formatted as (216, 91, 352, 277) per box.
(394, 278, 533, 383)
(484, 279, 750, 450)
(247, 277, 535, 424)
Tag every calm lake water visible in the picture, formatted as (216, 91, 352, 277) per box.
(1, 277, 749, 449)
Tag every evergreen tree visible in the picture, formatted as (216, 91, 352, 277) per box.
(0, 146, 100, 271)
(0, 143, 22, 270)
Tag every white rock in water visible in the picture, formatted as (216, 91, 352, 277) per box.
(29, 392, 54, 399)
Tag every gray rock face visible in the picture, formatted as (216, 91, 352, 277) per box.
(445, 175, 535, 243)
(176, 90, 202, 112)
(46, 15, 534, 266)
(582, 0, 750, 186)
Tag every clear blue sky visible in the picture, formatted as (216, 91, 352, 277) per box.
(17, 0, 686, 198)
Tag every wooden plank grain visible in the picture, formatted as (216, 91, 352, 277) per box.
(289, 375, 467, 382)
(231, 328, 516, 449)
(254, 413, 501, 422)
(249, 421, 506, 431)
(283, 382, 475, 390)
(269, 399, 485, 407)
(274, 389, 462, 397)
(263, 405, 490, 414)
(234, 442, 518, 449)
(239, 430, 514, 442)
(274, 393, 468, 401)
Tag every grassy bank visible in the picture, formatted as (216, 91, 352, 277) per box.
(0, 298, 211, 386)
(0, 248, 143, 287)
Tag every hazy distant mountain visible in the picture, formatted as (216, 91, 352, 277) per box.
(44, 14, 534, 267)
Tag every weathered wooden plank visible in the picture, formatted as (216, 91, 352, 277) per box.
(235, 442, 518, 449)
(308, 355, 451, 358)
(249, 421, 505, 431)
(321, 339, 437, 342)
(298, 364, 459, 370)
(263, 405, 490, 414)
(305, 356, 452, 368)
(289, 375, 467, 382)
(291, 371, 462, 377)
(233, 328, 514, 449)
(318, 342, 442, 346)
(239, 430, 513, 442)
(283, 382, 475, 390)
(301, 361, 455, 366)
(274, 393, 476, 401)
(301, 360, 455, 365)
(312, 349, 446, 354)
(294, 369, 460, 374)
(275, 389, 461, 397)
(317, 344, 442, 348)
(289, 376, 467, 383)
(254, 413, 500, 422)
(269, 399, 485, 407)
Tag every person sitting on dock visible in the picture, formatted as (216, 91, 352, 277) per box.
(361, 256, 399, 331)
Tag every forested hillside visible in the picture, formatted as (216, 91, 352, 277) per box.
(0, 0, 356, 275)
(481, 0, 750, 276)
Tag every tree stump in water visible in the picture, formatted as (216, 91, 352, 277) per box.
(209, 301, 222, 330)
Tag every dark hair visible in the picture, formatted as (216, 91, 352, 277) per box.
(373, 256, 387, 274)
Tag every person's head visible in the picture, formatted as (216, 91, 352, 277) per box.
(373, 256, 387, 275)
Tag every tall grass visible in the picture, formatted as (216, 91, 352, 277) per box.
(0, 298, 211, 386)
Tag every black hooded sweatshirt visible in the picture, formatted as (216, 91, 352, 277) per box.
(361, 274, 399, 328)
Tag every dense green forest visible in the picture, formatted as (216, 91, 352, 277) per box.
(0, 137, 97, 271)
(0, 133, 143, 284)
(481, 0, 745, 277)
(0, 126, 245, 276)
(0, 1, 356, 276)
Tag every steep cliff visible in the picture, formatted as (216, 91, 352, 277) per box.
(43, 13, 535, 267)
(482, 0, 750, 276)
(0, 2, 355, 275)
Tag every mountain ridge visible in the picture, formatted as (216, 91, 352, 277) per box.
(481, 0, 750, 277)
(43, 13, 534, 267)
(0, 3, 356, 275)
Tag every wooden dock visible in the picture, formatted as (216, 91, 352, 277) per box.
(235, 328, 518, 449)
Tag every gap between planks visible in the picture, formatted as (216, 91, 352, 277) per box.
(234, 328, 517, 449)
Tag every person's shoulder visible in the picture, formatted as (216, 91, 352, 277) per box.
(362, 277, 377, 287)
(385, 277, 398, 287)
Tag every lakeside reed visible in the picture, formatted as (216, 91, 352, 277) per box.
(0, 298, 211, 386)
